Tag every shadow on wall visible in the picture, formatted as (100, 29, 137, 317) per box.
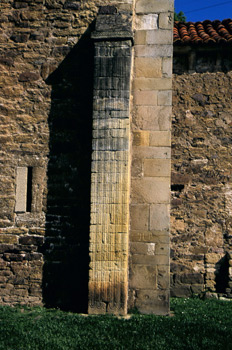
(42, 24, 94, 313)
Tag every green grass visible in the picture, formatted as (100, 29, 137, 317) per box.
(0, 298, 232, 350)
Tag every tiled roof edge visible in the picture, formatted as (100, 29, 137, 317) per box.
(174, 19, 232, 45)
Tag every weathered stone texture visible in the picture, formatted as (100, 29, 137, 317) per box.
(0, 0, 129, 309)
(171, 72, 232, 298)
(129, 0, 173, 315)
(0, 0, 173, 314)
(88, 11, 132, 315)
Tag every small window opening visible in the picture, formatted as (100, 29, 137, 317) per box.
(15, 167, 33, 213)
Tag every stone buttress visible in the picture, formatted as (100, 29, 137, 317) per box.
(89, 0, 174, 315)
(129, 0, 173, 315)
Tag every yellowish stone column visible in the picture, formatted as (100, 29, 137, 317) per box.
(88, 6, 133, 315)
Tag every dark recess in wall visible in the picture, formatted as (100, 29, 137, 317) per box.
(171, 184, 184, 192)
(26, 167, 33, 213)
(215, 256, 229, 293)
(42, 25, 94, 313)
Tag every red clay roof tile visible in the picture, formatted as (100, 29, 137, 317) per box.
(174, 19, 232, 45)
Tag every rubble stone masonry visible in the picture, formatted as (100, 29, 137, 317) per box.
(172, 72, 232, 298)
(0, 0, 130, 309)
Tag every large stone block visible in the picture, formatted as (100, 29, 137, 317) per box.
(133, 106, 172, 131)
(130, 264, 157, 289)
(133, 77, 172, 91)
(150, 204, 170, 230)
(157, 265, 170, 290)
(132, 146, 171, 160)
(136, 0, 174, 14)
(135, 57, 162, 78)
(158, 90, 172, 106)
(155, 242, 170, 256)
(146, 30, 173, 45)
(144, 159, 171, 177)
(134, 30, 147, 45)
(149, 131, 171, 146)
(133, 90, 158, 106)
(130, 231, 169, 243)
(162, 57, 173, 77)
(135, 45, 172, 58)
(130, 242, 155, 255)
(130, 204, 150, 230)
(135, 14, 158, 30)
(131, 158, 143, 177)
(133, 131, 150, 146)
(135, 289, 170, 315)
(159, 12, 173, 30)
(132, 254, 169, 266)
(131, 177, 170, 204)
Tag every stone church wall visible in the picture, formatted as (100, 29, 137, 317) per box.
(0, 0, 174, 314)
(171, 71, 232, 298)
(0, 0, 129, 309)
(4, 0, 231, 308)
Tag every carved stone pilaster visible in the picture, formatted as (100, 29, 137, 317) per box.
(88, 7, 133, 315)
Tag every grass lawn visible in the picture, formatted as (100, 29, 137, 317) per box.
(0, 298, 232, 350)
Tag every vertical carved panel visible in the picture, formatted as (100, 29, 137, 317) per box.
(88, 9, 133, 315)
